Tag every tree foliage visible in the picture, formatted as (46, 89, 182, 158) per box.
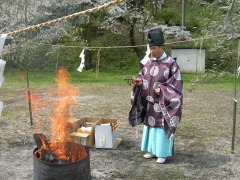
(0, 0, 239, 73)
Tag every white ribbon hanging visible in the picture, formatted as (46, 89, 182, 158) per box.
(0, 34, 7, 54)
(140, 44, 150, 65)
(0, 59, 6, 88)
(237, 66, 240, 78)
(77, 48, 85, 72)
(0, 59, 6, 77)
(0, 76, 4, 88)
(0, 101, 3, 117)
(0, 34, 7, 117)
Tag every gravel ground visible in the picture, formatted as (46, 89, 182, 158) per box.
(0, 80, 240, 180)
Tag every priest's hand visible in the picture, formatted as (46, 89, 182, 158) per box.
(154, 88, 161, 95)
(135, 79, 142, 86)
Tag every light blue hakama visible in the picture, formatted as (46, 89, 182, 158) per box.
(141, 125, 174, 158)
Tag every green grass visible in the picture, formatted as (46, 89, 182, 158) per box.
(3, 70, 239, 89)
(183, 72, 240, 91)
(4, 70, 136, 85)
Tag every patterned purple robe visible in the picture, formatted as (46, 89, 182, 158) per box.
(129, 55, 183, 138)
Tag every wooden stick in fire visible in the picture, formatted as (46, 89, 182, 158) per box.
(27, 69, 33, 127)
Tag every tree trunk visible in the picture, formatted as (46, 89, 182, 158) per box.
(84, 48, 92, 70)
(129, 18, 145, 69)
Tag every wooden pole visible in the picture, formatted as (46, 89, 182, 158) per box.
(182, 0, 186, 30)
(96, 48, 101, 78)
(231, 39, 240, 153)
(27, 68, 33, 127)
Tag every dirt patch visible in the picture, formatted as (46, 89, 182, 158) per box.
(0, 82, 240, 179)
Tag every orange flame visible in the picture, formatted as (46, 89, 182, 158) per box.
(30, 67, 87, 162)
(28, 90, 46, 132)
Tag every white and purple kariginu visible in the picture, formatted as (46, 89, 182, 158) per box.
(129, 53, 183, 139)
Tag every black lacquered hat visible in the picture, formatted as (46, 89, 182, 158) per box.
(147, 28, 164, 47)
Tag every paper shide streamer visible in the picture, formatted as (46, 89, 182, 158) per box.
(77, 48, 85, 72)
(0, 34, 8, 117)
(140, 44, 150, 65)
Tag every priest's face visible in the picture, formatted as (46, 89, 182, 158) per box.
(150, 46, 164, 59)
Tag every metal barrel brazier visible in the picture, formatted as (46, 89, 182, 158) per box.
(33, 143, 91, 180)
